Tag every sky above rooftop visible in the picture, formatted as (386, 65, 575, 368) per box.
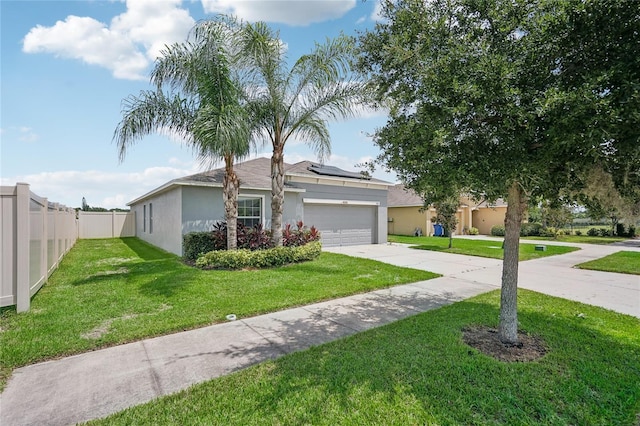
(1, 0, 395, 209)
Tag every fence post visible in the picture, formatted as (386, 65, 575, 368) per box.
(40, 198, 48, 290)
(16, 183, 30, 313)
(112, 211, 116, 238)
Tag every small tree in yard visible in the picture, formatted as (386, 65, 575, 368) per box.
(430, 196, 459, 249)
(358, 0, 639, 344)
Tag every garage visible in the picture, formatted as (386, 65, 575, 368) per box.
(303, 200, 377, 247)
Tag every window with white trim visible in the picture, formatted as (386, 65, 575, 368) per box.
(238, 197, 262, 228)
(143, 205, 146, 233)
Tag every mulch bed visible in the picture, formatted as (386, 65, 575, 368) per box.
(462, 325, 547, 362)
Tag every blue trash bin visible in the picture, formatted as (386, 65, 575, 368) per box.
(433, 224, 443, 237)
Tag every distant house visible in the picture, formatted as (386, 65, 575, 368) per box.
(387, 185, 507, 236)
(127, 158, 391, 255)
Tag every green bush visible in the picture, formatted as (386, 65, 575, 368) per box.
(520, 222, 543, 237)
(540, 227, 557, 237)
(490, 225, 505, 236)
(598, 228, 613, 237)
(574, 230, 582, 236)
(467, 227, 479, 235)
(587, 227, 599, 236)
(628, 225, 637, 237)
(196, 241, 322, 269)
(183, 232, 217, 262)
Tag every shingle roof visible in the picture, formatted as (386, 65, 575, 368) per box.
(388, 184, 508, 208)
(129, 157, 390, 205)
(176, 157, 278, 189)
(388, 184, 425, 207)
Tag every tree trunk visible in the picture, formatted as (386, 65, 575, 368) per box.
(448, 232, 453, 249)
(223, 155, 239, 251)
(270, 146, 285, 247)
(498, 181, 527, 344)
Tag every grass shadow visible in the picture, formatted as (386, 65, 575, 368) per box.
(97, 290, 640, 425)
(121, 237, 174, 261)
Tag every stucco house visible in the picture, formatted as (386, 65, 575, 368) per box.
(387, 185, 507, 236)
(127, 158, 390, 255)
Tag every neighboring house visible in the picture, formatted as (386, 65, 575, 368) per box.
(387, 185, 507, 236)
(127, 158, 390, 255)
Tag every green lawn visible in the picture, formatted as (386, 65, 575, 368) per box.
(388, 235, 579, 260)
(576, 251, 640, 275)
(90, 290, 640, 426)
(522, 235, 627, 245)
(0, 238, 437, 384)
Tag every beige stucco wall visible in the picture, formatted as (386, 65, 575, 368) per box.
(472, 207, 507, 235)
(388, 205, 476, 236)
(388, 207, 428, 235)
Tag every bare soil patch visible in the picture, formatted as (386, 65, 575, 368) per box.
(462, 325, 547, 362)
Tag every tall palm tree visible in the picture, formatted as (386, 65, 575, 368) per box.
(114, 24, 251, 250)
(199, 18, 369, 246)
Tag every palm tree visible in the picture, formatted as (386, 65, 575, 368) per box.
(199, 18, 369, 246)
(114, 24, 251, 250)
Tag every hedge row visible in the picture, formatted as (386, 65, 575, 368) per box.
(195, 241, 322, 269)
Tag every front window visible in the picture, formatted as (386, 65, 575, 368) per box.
(238, 197, 262, 228)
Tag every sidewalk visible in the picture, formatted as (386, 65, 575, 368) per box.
(1, 240, 638, 425)
(1, 275, 496, 425)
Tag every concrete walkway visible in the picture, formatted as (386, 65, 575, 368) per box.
(1, 240, 638, 425)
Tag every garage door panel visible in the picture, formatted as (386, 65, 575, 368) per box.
(304, 204, 376, 247)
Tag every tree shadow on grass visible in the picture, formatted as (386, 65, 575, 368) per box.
(123, 291, 640, 425)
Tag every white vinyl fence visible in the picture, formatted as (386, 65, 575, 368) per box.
(1, 183, 78, 312)
(78, 211, 135, 238)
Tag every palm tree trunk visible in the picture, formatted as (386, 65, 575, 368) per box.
(498, 181, 527, 344)
(270, 145, 285, 247)
(223, 155, 239, 250)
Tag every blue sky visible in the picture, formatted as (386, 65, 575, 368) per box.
(1, 0, 394, 209)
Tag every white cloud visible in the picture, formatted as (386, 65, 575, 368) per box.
(22, 0, 195, 80)
(0, 163, 200, 210)
(201, 0, 356, 26)
(371, 0, 384, 21)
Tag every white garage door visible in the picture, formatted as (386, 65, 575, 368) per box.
(304, 203, 376, 247)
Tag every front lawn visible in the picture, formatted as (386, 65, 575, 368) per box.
(576, 251, 640, 275)
(388, 235, 579, 260)
(0, 238, 437, 383)
(91, 290, 640, 426)
(522, 235, 627, 245)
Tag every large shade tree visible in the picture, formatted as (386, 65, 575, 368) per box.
(114, 24, 252, 250)
(196, 18, 369, 246)
(358, 0, 639, 344)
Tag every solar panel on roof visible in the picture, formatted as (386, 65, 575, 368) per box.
(308, 164, 370, 180)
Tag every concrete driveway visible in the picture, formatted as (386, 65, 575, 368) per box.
(326, 238, 640, 318)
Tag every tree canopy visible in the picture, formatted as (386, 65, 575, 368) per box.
(198, 17, 370, 246)
(358, 0, 639, 343)
(114, 22, 252, 250)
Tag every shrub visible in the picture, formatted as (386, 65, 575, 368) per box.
(183, 232, 217, 262)
(468, 227, 479, 235)
(616, 223, 626, 237)
(587, 228, 599, 237)
(520, 222, 543, 237)
(574, 230, 582, 236)
(490, 225, 505, 236)
(237, 223, 273, 250)
(598, 228, 613, 237)
(210, 221, 230, 250)
(196, 241, 322, 269)
(627, 225, 637, 237)
(283, 221, 321, 247)
(540, 227, 557, 238)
